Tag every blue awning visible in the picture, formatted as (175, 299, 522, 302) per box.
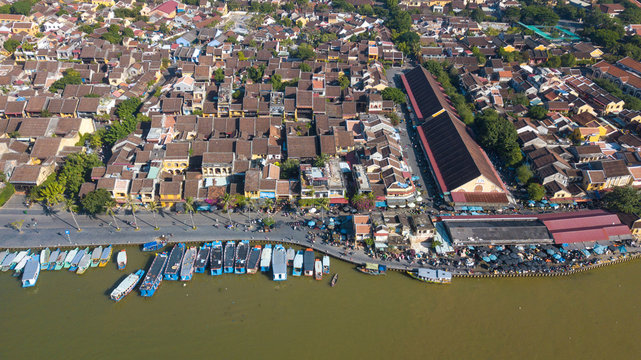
(375, 201, 387, 207)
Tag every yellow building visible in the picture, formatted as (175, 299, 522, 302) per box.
(159, 180, 182, 207)
(12, 22, 38, 36)
(91, 0, 116, 6)
(161, 143, 190, 175)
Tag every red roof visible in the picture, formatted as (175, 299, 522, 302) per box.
(153, 0, 178, 14)
(537, 210, 632, 244)
(450, 191, 510, 205)
(330, 197, 348, 204)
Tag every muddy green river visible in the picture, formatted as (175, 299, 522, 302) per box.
(1, 246, 640, 359)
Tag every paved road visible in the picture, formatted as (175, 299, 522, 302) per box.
(0, 195, 417, 271)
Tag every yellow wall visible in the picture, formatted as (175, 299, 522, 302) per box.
(454, 175, 504, 193)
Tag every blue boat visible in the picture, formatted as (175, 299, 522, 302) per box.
(194, 243, 211, 274)
(140, 252, 168, 297)
(164, 243, 185, 280)
(223, 241, 235, 273)
(234, 240, 249, 274)
(292, 250, 303, 277)
(210, 241, 223, 275)
(142, 237, 167, 252)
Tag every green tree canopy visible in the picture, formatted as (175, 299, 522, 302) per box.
(279, 159, 300, 179)
(516, 164, 533, 184)
(81, 189, 113, 215)
(381, 87, 406, 104)
(292, 43, 315, 60)
(527, 183, 546, 201)
(3, 38, 19, 53)
(603, 186, 641, 215)
(527, 106, 548, 120)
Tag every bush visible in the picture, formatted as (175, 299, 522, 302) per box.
(0, 182, 15, 207)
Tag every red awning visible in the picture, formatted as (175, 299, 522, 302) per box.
(330, 197, 348, 204)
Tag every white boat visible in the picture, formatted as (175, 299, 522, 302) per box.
(110, 269, 144, 302)
(47, 249, 60, 270)
(90, 246, 102, 267)
(12, 250, 30, 270)
(64, 248, 79, 268)
(1, 252, 17, 271)
(322, 255, 330, 274)
(13, 255, 29, 275)
(117, 249, 127, 270)
(292, 251, 303, 277)
(40, 248, 51, 270)
(286, 247, 295, 266)
(22, 255, 40, 287)
(77, 252, 92, 274)
(314, 259, 323, 280)
(260, 244, 272, 272)
(0, 250, 8, 266)
(272, 244, 287, 281)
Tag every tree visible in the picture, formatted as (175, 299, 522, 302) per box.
(503, 7, 521, 23)
(299, 63, 312, 72)
(185, 197, 197, 230)
(603, 186, 641, 215)
(338, 74, 350, 89)
(474, 108, 522, 166)
(512, 93, 530, 106)
(292, 43, 315, 60)
(247, 64, 266, 83)
(527, 106, 547, 120)
(57, 153, 103, 198)
(520, 5, 559, 26)
(64, 199, 81, 232)
(37, 182, 64, 210)
(3, 38, 19, 53)
(544, 55, 561, 68)
(106, 200, 120, 231)
(560, 53, 576, 67)
(313, 153, 330, 167)
(125, 196, 139, 230)
(220, 193, 234, 225)
(386, 112, 401, 126)
(279, 159, 300, 179)
(49, 69, 82, 93)
(214, 68, 224, 83)
(10, 219, 24, 233)
(395, 31, 420, 57)
(10, 0, 31, 16)
(471, 8, 485, 23)
(147, 201, 160, 231)
(262, 216, 275, 228)
(516, 164, 533, 184)
(81, 189, 113, 215)
(381, 87, 406, 104)
(527, 183, 546, 201)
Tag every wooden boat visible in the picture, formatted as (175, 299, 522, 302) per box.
(407, 268, 452, 284)
(90, 246, 102, 267)
(357, 263, 387, 275)
(330, 273, 338, 287)
(314, 259, 323, 280)
(99, 246, 112, 267)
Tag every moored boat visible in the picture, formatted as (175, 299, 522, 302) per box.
(40, 248, 51, 270)
(140, 252, 169, 297)
(247, 245, 261, 274)
(164, 243, 185, 280)
(292, 250, 303, 277)
(314, 259, 323, 280)
(286, 247, 295, 267)
(22, 255, 40, 287)
(195, 243, 211, 274)
(303, 248, 314, 277)
(272, 244, 287, 281)
(322, 255, 330, 274)
(76, 251, 92, 274)
(357, 263, 387, 275)
(179, 246, 197, 281)
(1, 252, 16, 272)
(223, 241, 235, 274)
(260, 244, 272, 272)
(210, 241, 223, 275)
(64, 248, 79, 268)
(54, 250, 66, 270)
(330, 273, 338, 287)
(110, 269, 145, 302)
(234, 240, 249, 274)
(90, 246, 102, 267)
(99, 245, 112, 267)
(117, 250, 127, 270)
(13, 255, 29, 276)
(407, 268, 452, 284)
(69, 248, 87, 272)
(47, 249, 60, 270)
(12, 250, 30, 271)
(0, 250, 8, 266)
(142, 237, 167, 252)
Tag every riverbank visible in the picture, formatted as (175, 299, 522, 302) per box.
(2, 235, 638, 279)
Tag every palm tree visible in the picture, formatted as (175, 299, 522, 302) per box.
(63, 199, 81, 232)
(220, 193, 234, 225)
(125, 196, 139, 230)
(106, 200, 120, 231)
(37, 182, 64, 212)
(318, 198, 329, 224)
(184, 197, 197, 230)
(147, 201, 160, 231)
(264, 198, 274, 213)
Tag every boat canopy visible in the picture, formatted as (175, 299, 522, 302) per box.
(365, 263, 378, 271)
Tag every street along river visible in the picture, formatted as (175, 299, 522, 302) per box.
(1, 246, 640, 359)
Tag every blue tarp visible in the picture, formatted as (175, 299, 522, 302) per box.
(593, 243, 607, 255)
(619, 246, 627, 254)
(375, 201, 387, 207)
(460, 206, 469, 211)
(307, 221, 316, 227)
(581, 249, 591, 257)
(482, 256, 491, 262)
(489, 254, 497, 261)
(197, 205, 211, 211)
(547, 249, 556, 255)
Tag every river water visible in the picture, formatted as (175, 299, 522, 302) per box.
(1, 245, 640, 359)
